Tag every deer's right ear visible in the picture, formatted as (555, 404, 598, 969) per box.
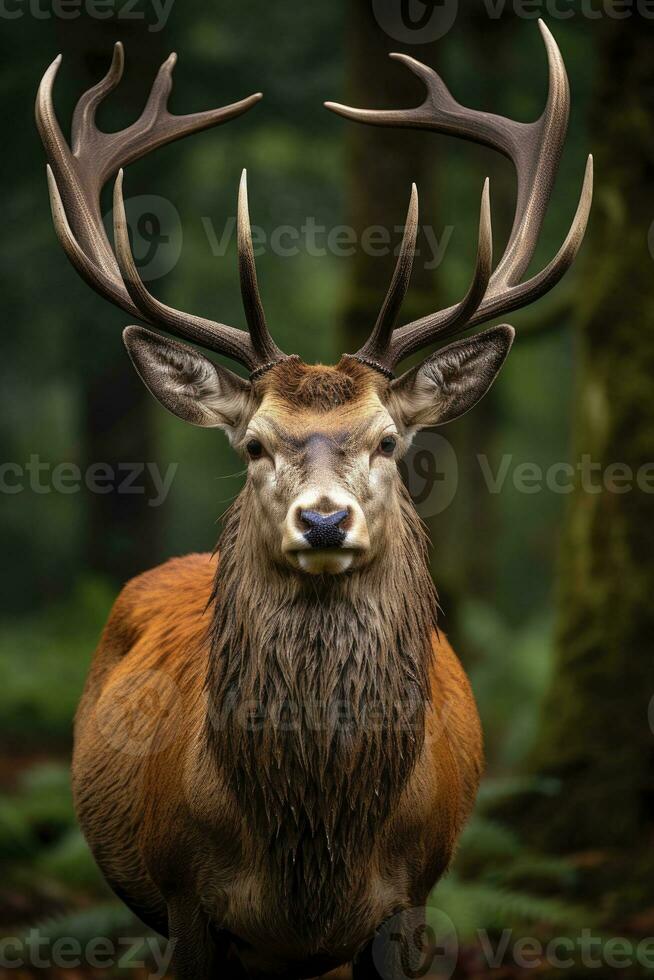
(123, 326, 253, 436)
(389, 325, 515, 430)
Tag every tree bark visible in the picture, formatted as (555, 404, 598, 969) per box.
(510, 18, 654, 893)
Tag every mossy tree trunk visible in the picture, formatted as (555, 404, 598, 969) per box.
(516, 19, 654, 883)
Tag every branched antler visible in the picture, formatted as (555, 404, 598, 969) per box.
(36, 44, 286, 373)
(326, 20, 593, 374)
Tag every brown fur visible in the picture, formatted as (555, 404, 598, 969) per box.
(206, 485, 436, 939)
(74, 552, 481, 975)
(256, 357, 382, 411)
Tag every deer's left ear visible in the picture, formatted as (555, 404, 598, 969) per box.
(123, 326, 253, 437)
(390, 325, 515, 429)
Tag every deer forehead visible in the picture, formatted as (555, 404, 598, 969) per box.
(248, 364, 396, 454)
(256, 357, 385, 407)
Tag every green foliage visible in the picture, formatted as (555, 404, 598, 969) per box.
(432, 785, 592, 943)
(0, 760, 105, 901)
(461, 600, 554, 770)
(37, 828, 102, 892)
(22, 903, 142, 947)
(0, 577, 113, 744)
(433, 877, 587, 937)
(0, 764, 74, 861)
(434, 590, 557, 948)
(16, 903, 168, 980)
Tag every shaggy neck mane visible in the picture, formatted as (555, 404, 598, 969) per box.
(206, 482, 437, 929)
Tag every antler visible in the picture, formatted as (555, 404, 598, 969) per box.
(326, 20, 593, 374)
(36, 43, 287, 373)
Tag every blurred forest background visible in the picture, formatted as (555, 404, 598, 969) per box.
(1, 0, 653, 977)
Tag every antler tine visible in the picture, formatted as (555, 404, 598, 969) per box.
(112, 170, 258, 369)
(326, 52, 508, 140)
(238, 170, 286, 365)
(327, 20, 591, 372)
(71, 41, 125, 157)
(355, 184, 419, 372)
(466, 153, 593, 326)
(93, 53, 264, 183)
(45, 163, 141, 316)
(375, 155, 591, 356)
(36, 55, 72, 178)
(392, 155, 593, 343)
(491, 19, 569, 288)
(357, 179, 493, 370)
(389, 177, 494, 365)
(36, 53, 114, 269)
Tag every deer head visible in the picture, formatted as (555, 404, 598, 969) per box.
(37, 21, 592, 576)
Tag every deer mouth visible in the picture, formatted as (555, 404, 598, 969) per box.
(285, 546, 363, 576)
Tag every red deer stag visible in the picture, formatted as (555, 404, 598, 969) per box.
(36, 21, 591, 980)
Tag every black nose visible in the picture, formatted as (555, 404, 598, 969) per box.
(300, 509, 349, 549)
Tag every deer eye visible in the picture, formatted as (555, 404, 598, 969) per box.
(246, 439, 264, 460)
(378, 436, 397, 457)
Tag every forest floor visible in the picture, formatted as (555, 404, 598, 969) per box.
(3, 749, 653, 980)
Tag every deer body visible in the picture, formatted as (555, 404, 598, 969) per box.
(37, 19, 590, 978)
(73, 543, 481, 976)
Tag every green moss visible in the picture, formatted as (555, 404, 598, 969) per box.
(502, 18, 654, 917)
